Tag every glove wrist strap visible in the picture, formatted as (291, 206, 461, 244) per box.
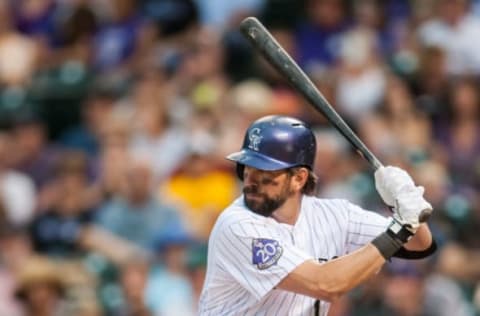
(387, 219, 414, 243)
(371, 219, 414, 260)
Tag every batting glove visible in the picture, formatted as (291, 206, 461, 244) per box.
(374, 166, 415, 206)
(374, 166, 432, 232)
(391, 187, 432, 233)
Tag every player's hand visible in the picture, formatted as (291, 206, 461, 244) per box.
(374, 166, 415, 206)
(374, 166, 432, 231)
(391, 187, 432, 233)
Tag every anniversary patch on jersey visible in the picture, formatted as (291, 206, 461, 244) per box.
(252, 238, 283, 269)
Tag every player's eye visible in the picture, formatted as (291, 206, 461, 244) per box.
(261, 178, 275, 185)
(261, 174, 284, 185)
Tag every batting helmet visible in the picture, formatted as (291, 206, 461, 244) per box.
(227, 115, 317, 179)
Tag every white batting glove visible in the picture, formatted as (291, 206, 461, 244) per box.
(375, 166, 432, 232)
(392, 187, 432, 233)
(374, 166, 415, 206)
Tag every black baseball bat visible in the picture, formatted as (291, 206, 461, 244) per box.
(239, 17, 432, 222)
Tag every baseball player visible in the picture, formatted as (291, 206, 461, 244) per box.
(199, 115, 436, 316)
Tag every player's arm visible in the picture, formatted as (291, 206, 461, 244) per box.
(278, 165, 436, 301)
(277, 244, 384, 302)
(277, 213, 416, 302)
(403, 223, 432, 251)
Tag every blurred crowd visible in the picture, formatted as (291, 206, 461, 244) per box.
(0, 0, 479, 315)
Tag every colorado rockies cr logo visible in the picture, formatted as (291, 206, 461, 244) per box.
(248, 128, 263, 151)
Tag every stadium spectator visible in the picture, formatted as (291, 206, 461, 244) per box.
(0, 132, 36, 226)
(29, 151, 96, 257)
(417, 0, 480, 75)
(95, 157, 184, 249)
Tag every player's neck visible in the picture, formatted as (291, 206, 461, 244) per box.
(271, 194, 302, 226)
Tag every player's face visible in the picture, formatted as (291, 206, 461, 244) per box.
(242, 166, 295, 217)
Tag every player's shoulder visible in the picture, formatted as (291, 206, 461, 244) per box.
(301, 195, 359, 224)
(302, 195, 351, 211)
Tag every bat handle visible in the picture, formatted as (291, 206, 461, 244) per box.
(355, 148, 383, 171)
(371, 157, 384, 171)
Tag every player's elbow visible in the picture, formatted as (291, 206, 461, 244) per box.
(311, 283, 346, 302)
(315, 291, 344, 303)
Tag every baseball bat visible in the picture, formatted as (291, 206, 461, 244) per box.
(239, 17, 432, 223)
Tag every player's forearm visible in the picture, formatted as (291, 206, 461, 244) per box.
(312, 243, 386, 299)
(403, 223, 432, 251)
(278, 244, 385, 301)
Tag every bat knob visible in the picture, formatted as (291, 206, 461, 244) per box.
(419, 208, 432, 223)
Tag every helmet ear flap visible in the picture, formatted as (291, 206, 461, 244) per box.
(236, 164, 245, 180)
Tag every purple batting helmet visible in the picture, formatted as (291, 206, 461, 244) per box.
(227, 115, 317, 179)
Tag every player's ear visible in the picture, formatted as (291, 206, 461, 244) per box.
(290, 167, 309, 192)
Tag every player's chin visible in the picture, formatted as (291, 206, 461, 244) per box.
(245, 196, 262, 209)
(245, 195, 261, 208)
(245, 198, 274, 217)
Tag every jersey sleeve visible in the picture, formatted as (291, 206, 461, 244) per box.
(345, 201, 390, 254)
(214, 219, 313, 300)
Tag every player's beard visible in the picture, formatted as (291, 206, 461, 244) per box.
(243, 182, 294, 217)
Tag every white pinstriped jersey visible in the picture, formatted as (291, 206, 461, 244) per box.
(198, 195, 391, 316)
